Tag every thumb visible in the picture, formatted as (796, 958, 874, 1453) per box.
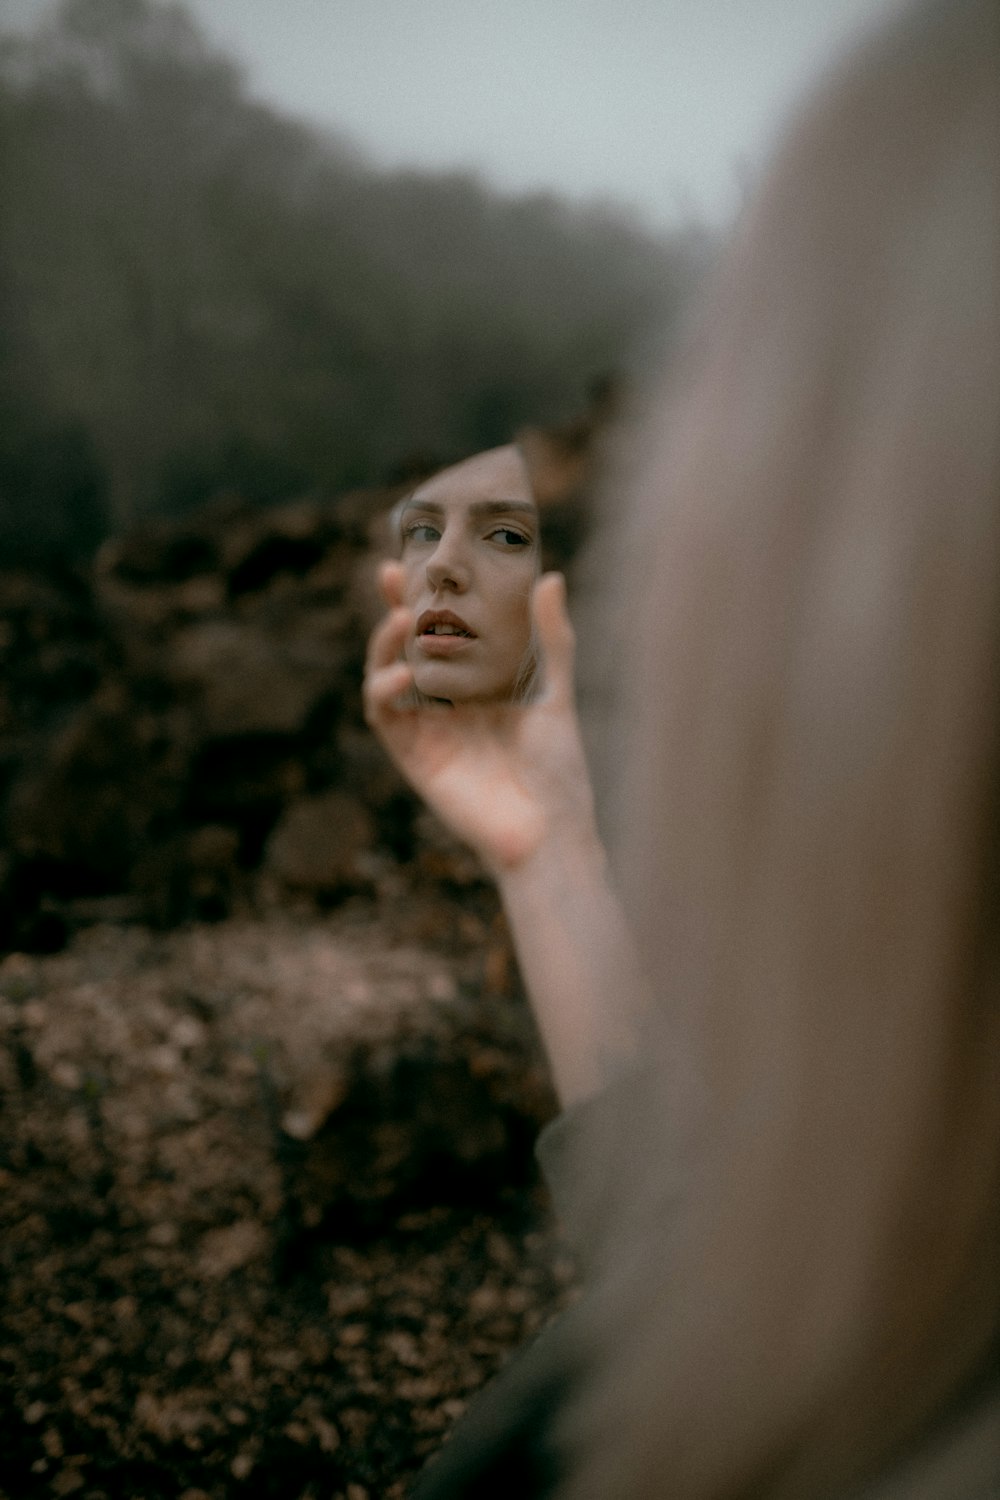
(378, 560, 406, 609)
(533, 572, 576, 704)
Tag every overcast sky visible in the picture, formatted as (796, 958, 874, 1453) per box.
(5, 0, 904, 230)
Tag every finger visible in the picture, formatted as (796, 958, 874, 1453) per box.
(365, 605, 413, 675)
(532, 572, 576, 703)
(363, 659, 414, 724)
(378, 560, 406, 609)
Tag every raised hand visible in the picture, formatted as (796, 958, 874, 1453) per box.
(363, 562, 598, 874)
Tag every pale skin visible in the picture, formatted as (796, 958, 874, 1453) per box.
(364, 560, 651, 1107)
(397, 445, 540, 705)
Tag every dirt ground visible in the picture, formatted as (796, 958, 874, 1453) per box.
(0, 898, 575, 1499)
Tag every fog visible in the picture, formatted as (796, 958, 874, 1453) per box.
(4, 0, 903, 229)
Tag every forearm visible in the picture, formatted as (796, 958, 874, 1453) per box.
(496, 826, 652, 1108)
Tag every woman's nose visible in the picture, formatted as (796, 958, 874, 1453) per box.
(425, 531, 470, 591)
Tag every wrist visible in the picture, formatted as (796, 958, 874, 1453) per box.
(494, 805, 607, 890)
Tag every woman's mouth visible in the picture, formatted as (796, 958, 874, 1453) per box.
(415, 609, 477, 654)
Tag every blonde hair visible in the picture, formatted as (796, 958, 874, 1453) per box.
(562, 0, 1000, 1495)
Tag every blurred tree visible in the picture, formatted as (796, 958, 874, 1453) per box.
(0, 233, 108, 563)
(0, 0, 710, 555)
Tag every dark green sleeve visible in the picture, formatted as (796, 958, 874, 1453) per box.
(411, 1066, 686, 1498)
(408, 1097, 611, 1499)
(408, 1305, 579, 1499)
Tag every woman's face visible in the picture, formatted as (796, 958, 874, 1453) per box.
(398, 445, 539, 704)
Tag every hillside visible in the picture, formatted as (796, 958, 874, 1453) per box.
(0, 0, 708, 559)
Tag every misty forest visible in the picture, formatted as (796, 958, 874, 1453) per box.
(0, 1, 712, 1495)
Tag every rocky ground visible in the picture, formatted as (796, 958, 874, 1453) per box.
(0, 898, 575, 1499)
(0, 408, 607, 1498)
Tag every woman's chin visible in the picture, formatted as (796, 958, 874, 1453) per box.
(413, 662, 507, 704)
(413, 662, 467, 701)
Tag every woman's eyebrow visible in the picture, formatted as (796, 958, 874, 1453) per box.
(400, 498, 536, 517)
(471, 500, 537, 517)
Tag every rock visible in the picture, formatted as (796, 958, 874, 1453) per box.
(6, 689, 186, 881)
(169, 621, 341, 738)
(197, 1219, 270, 1279)
(264, 790, 376, 895)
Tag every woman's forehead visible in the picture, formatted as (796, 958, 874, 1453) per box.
(410, 444, 534, 508)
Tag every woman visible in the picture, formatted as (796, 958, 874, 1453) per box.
(365, 0, 1000, 1494)
(388, 442, 541, 706)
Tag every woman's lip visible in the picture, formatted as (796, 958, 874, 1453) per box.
(416, 608, 476, 636)
(415, 632, 476, 658)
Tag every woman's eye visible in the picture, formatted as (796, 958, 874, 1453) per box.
(402, 522, 440, 545)
(489, 527, 532, 548)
